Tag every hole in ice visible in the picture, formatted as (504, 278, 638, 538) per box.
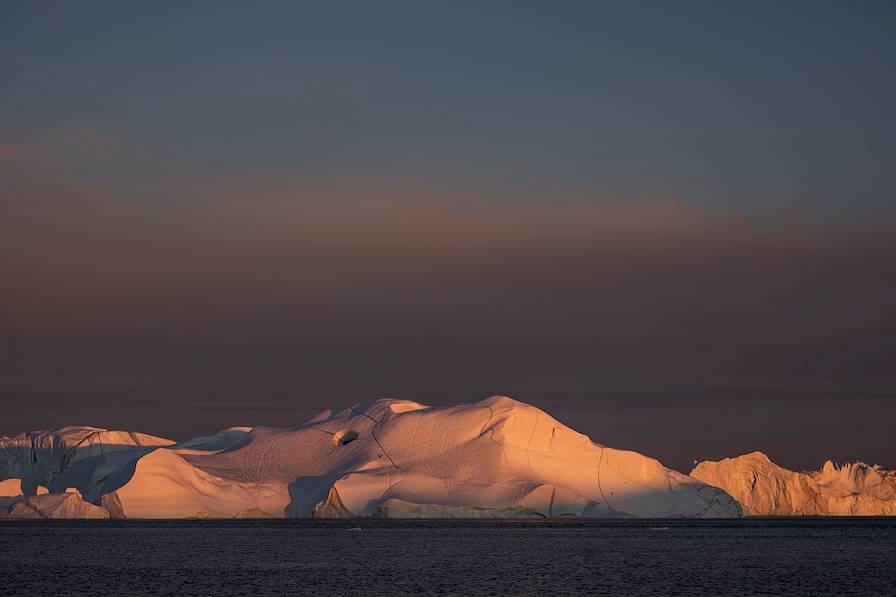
(333, 430, 358, 446)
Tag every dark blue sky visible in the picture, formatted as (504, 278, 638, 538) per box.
(2, 2, 894, 472)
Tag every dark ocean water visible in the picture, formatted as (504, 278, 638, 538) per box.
(0, 518, 894, 596)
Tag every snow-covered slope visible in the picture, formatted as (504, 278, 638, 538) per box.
(691, 452, 896, 516)
(1, 397, 741, 519)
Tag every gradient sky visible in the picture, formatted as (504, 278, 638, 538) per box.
(2, 1, 895, 473)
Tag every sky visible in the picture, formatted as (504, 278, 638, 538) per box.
(2, 1, 895, 473)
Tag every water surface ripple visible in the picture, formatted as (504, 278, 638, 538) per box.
(1, 518, 893, 595)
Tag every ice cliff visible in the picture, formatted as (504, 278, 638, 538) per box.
(1, 396, 740, 519)
(2, 488, 110, 519)
(691, 452, 896, 516)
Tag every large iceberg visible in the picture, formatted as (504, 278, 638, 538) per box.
(691, 451, 896, 516)
(1, 396, 740, 519)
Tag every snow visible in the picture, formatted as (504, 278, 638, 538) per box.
(170, 427, 252, 454)
(1, 396, 741, 519)
(691, 452, 896, 515)
(112, 447, 290, 519)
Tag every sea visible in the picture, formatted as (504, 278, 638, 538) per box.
(1, 518, 893, 596)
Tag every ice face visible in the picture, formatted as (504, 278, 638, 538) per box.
(691, 452, 896, 516)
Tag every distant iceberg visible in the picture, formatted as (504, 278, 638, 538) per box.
(1, 396, 740, 519)
(691, 452, 896, 516)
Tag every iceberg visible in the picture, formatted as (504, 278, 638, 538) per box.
(691, 451, 896, 516)
(1, 396, 741, 519)
(0, 488, 110, 519)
